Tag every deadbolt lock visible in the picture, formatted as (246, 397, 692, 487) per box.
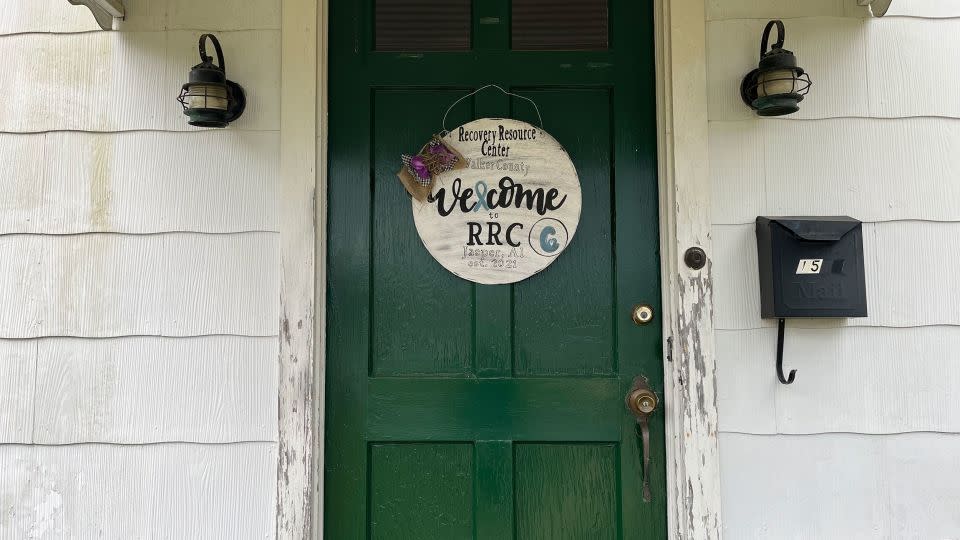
(625, 376, 659, 418)
(632, 304, 654, 326)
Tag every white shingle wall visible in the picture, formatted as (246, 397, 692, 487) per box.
(709, 1, 960, 537)
(0, 0, 280, 537)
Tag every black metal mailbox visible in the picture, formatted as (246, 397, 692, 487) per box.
(756, 216, 867, 319)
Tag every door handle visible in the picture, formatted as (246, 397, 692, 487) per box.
(625, 376, 658, 502)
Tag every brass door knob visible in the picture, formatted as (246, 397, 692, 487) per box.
(625, 375, 658, 503)
(631, 390, 658, 415)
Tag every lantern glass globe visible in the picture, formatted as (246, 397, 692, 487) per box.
(758, 68, 798, 97)
(184, 84, 229, 110)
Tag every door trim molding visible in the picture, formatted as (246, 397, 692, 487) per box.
(287, 0, 724, 537)
(654, 0, 723, 538)
(277, 0, 320, 536)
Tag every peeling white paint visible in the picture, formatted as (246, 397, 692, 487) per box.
(655, 0, 725, 537)
(27, 489, 62, 539)
(276, 0, 319, 537)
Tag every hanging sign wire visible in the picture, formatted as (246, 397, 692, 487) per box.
(440, 84, 545, 135)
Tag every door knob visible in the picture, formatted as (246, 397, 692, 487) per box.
(625, 376, 658, 502)
(627, 385, 658, 416)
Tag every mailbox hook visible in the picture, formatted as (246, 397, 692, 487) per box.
(776, 318, 796, 384)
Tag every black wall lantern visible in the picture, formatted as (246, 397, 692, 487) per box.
(178, 34, 246, 128)
(740, 20, 811, 117)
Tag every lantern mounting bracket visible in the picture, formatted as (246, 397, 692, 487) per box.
(68, 0, 124, 30)
(222, 80, 247, 124)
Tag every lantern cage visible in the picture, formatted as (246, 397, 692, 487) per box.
(178, 34, 246, 128)
(740, 20, 812, 117)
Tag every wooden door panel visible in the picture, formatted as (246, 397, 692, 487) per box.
(369, 443, 475, 539)
(367, 378, 620, 441)
(371, 89, 475, 376)
(515, 443, 619, 539)
(512, 88, 615, 377)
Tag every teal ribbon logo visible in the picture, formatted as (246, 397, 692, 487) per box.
(473, 181, 490, 212)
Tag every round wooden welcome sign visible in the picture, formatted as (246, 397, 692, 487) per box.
(412, 118, 582, 284)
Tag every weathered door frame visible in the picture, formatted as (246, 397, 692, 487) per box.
(651, 1, 723, 537)
(274, 0, 722, 538)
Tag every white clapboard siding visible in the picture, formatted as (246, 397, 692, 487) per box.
(118, 0, 281, 31)
(715, 327, 778, 434)
(720, 432, 960, 539)
(165, 0, 280, 30)
(708, 17, 960, 121)
(710, 118, 960, 225)
(0, 131, 279, 233)
(863, 18, 960, 118)
(0, 442, 276, 538)
(111, 0, 167, 31)
(0, 0, 281, 34)
(708, 17, 868, 121)
(0, 233, 278, 338)
(0, 0, 101, 34)
(886, 0, 960, 18)
(31, 336, 277, 444)
(706, 0, 864, 21)
(0, 340, 35, 444)
(0, 30, 279, 132)
(884, 433, 960, 538)
(713, 221, 960, 330)
(717, 326, 960, 434)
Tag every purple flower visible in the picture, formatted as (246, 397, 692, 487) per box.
(410, 155, 431, 180)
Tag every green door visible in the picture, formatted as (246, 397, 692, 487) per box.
(326, 0, 664, 538)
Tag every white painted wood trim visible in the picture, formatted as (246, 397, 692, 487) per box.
(313, 0, 329, 535)
(277, 0, 318, 536)
(656, 0, 724, 538)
